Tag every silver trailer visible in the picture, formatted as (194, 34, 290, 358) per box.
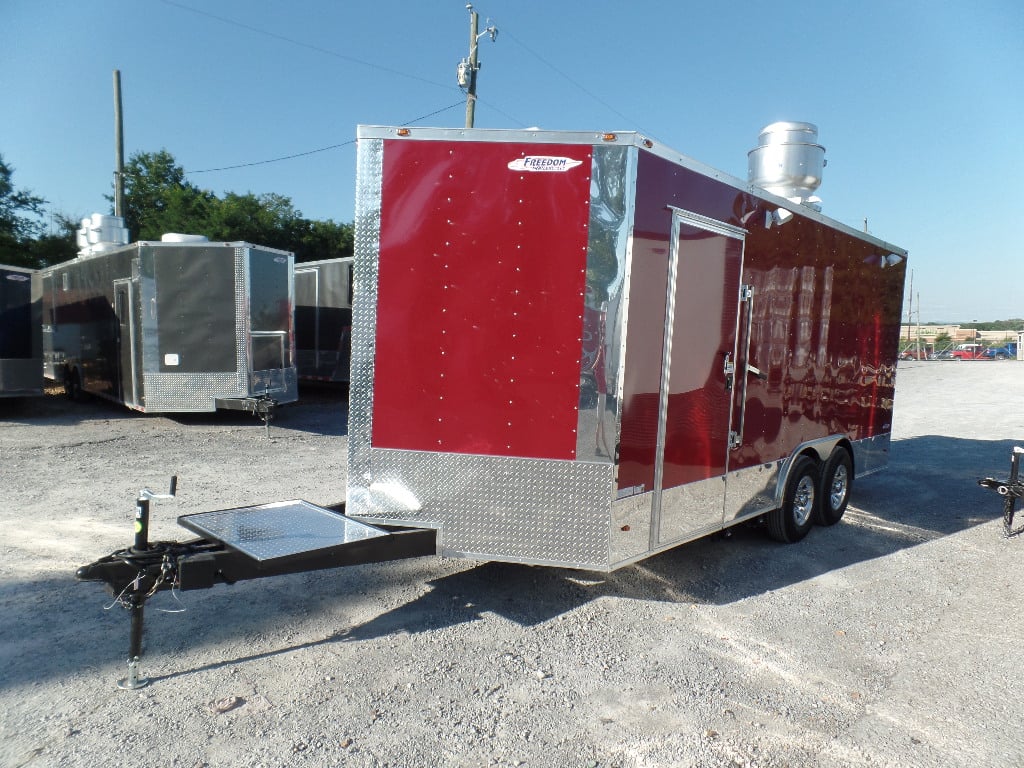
(39, 240, 297, 412)
(0, 264, 43, 397)
(294, 257, 353, 382)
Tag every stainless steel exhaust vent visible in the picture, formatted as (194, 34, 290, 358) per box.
(747, 121, 825, 206)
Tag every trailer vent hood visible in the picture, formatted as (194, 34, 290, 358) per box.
(747, 121, 825, 210)
(76, 213, 130, 257)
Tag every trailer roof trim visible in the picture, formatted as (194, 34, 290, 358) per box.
(355, 124, 906, 257)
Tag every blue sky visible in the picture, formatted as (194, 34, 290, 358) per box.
(4, 0, 1022, 322)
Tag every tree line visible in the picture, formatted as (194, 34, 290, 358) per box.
(0, 150, 353, 270)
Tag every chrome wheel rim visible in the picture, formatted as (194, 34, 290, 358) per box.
(829, 464, 849, 510)
(793, 475, 816, 526)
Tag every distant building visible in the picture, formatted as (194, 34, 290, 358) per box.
(899, 324, 1022, 345)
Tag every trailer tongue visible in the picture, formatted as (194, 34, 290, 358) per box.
(76, 487, 435, 688)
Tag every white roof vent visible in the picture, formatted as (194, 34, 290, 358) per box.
(76, 213, 130, 256)
(160, 233, 210, 243)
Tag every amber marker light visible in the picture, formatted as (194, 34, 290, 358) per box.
(601, 133, 617, 142)
(396, 128, 411, 137)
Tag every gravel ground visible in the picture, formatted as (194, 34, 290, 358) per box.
(0, 364, 1021, 768)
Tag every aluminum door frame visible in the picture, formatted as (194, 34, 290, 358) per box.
(650, 208, 746, 549)
(113, 279, 139, 408)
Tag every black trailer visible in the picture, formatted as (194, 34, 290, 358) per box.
(39, 239, 297, 412)
(0, 264, 43, 397)
(294, 257, 353, 382)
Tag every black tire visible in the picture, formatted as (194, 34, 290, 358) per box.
(816, 447, 853, 526)
(767, 455, 819, 543)
(65, 367, 85, 402)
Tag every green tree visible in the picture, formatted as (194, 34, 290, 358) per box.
(294, 217, 353, 263)
(120, 149, 354, 261)
(0, 154, 48, 268)
(120, 149, 216, 240)
(23, 213, 78, 267)
(208, 191, 303, 251)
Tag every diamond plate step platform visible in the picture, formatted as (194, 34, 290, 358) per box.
(178, 500, 389, 565)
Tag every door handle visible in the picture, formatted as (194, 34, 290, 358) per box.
(723, 352, 735, 391)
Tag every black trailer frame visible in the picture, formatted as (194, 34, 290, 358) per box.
(77, 489, 435, 688)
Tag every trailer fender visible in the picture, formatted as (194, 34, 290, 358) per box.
(766, 436, 854, 540)
(771, 437, 846, 506)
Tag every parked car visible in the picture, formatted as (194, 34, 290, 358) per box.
(951, 343, 988, 360)
(929, 350, 955, 360)
(983, 344, 1016, 360)
(898, 349, 930, 361)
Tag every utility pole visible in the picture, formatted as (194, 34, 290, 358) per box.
(905, 269, 913, 343)
(458, 4, 497, 128)
(113, 69, 125, 218)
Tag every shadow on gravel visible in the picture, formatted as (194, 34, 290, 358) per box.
(166, 398, 349, 437)
(0, 391, 135, 426)
(2, 435, 1015, 691)
(335, 434, 1018, 639)
(0, 387, 348, 436)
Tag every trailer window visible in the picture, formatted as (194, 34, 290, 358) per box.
(249, 254, 290, 333)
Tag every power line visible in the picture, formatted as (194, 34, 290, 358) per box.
(501, 29, 646, 134)
(158, 0, 457, 93)
(186, 141, 353, 175)
(185, 100, 466, 175)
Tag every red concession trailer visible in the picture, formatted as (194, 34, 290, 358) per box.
(78, 124, 907, 686)
(343, 125, 907, 568)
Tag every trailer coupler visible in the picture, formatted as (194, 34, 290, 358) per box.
(978, 446, 1024, 537)
(77, 494, 437, 688)
(215, 393, 279, 434)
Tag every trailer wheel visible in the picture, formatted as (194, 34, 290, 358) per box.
(768, 455, 819, 543)
(816, 447, 853, 526)
(64, 367, 84, 402)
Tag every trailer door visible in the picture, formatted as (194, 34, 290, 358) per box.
(294, 266, 319, 375)
(113, 280, 138, 408)
(653, 209, 745, 545)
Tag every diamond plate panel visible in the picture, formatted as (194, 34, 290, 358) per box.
(143, 372, 247, 411)
(348, 449, 615, 569)
(348, 138, 384, 492)
(234, 248, 249, 373)
(179, 500, 387, 563)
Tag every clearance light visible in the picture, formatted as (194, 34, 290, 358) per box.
(601, 133, 617, 142)
(396, 128, 411, 137)
(642, 138, 653, 148)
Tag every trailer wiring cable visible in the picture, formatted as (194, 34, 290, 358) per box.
(99, 542, 196, 612)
